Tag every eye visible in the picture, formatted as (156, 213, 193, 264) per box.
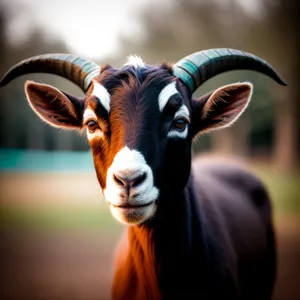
(173, 118, 188, 131)
(87, 120, 100, 133)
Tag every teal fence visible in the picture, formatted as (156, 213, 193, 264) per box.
(0, 149, 95, 172)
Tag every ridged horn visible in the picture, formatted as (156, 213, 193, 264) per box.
(172, 48, 287, 94)
(0, 53, 100, 92)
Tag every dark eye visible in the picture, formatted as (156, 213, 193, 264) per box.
(173, 118, 188, 131)
(87, 120, 100, 133)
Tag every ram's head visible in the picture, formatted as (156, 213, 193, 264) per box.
(0, 48, 286, 224)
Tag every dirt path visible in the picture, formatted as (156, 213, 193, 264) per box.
(0, 217, 299, 300)
(0, 229, 119, 300)
(273, 216, 300, 300)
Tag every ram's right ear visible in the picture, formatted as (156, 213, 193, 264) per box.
(25, 80, 84, 129)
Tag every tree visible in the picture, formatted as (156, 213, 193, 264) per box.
(0, 2, 88, 151)
(104, 0, 277, 159)
(246, 0, 300, 173)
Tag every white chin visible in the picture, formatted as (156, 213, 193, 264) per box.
(109, 202, 156, 225)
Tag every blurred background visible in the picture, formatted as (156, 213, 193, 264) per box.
(0, 0, 299, 299)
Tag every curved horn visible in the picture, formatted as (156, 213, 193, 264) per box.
(172, 48, 287, 94)
(0, 53, 100, 92)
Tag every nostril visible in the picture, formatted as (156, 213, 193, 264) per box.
(113, 172, 147, 188)
(113, 174, 125, 186)
(132, 173, 147, 187)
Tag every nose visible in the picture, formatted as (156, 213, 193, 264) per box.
(113, 172, 147, 189)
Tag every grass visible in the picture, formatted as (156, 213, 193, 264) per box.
(249, 165, 300, 215)
(0, 166, 299, 231)
(0, 204, 122, 233)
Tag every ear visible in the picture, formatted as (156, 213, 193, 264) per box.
(191, 82, 253, 137)
(25, 80, 84, 129)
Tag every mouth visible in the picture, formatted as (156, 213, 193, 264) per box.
(107, 200, 157, 225)
(109, 201, 154, 209)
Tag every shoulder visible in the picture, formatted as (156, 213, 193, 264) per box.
(191, 154, 265, 191)
(191, 154, 272, 222)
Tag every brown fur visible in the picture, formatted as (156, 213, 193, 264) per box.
(112, 226, 162, 300)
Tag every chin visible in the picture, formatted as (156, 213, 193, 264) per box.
(109, 201, 157, 225)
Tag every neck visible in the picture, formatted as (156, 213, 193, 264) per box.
(112, 175, 207, 299)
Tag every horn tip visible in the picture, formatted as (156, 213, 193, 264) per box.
(0, 77, 13, 88)
(0, 79, 7, 87)
(275, 76, 288, 86)
(279, 80, 288, 86)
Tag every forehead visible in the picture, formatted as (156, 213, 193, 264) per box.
(85, 62, 184, 114)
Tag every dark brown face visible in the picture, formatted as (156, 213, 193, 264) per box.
(20, 56, 254, 226)
(82, 62, 193, 225)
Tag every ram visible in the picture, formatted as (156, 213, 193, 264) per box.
(0, 48, 286, 299)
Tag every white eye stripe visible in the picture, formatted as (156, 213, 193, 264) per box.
(83, 108, 103, 140)
(86, 129, 103, 140)
(83, 108, 97, 122)
(91, 81, 110, 113)
(167, 105, 190, 139)
(174, 105, 190, 122)
(158, 81, 179, 112)
(168, 127, 188, 139)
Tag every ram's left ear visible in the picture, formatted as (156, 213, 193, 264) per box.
(25, 81, 84, 130)
(191, 82, 253, 137)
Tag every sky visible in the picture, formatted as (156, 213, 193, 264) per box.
(3, 0, 261, 60)
(3, 0, 172, 60)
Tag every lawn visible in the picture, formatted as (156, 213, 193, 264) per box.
(249, 165, 300, 218)
(0, 204, 122, 233)
(0, 165, 299, 231)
